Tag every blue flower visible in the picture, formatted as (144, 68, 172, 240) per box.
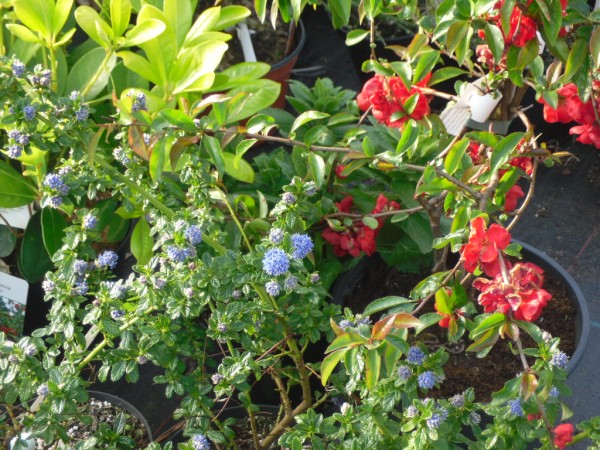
(281, 192, 296, 205)
(7, 144, 22, 158)
(73, 259, 88, 275)
(550, 351, 569, 369)
(72, 281, 88, 296)
(83, 214, 97, 230)
(291, 233, 313, 259)
(549, 386, 560, 398)
(211, 373, 224, 385)
(36, 384, 48, 396)
(426, 413, 444, 430)
(310, 273, 320, 283)
(470, 412, 481, 425)
(12, 60, 25, 77)
(131, 92, 147, 112)
(97, 250, 119, 269)
(397, 366, 412, 380)
(70, 91, 80, 101)
(339, 319, 353, 330)
(49, 196, 63, 208)
(450, 394, 464, 408)
(417, 371, 436, 389)
(407, 346, 426, 365)
(167, 245, 189, 263)
(284, 276, 298, 290)
(43, 173, 70, 196)
(265, 281, 280, 296)
(75, 106, 89, 121)
(23, 105, 36, 120)
(185, 225, 203, 245)
(42, 279, 55, 293)
(113, 147, 131, 165)
(262, 248, 289, 276)
(111, 309, 125, 320)
(105, 282, 126, 299)
(304, 181, 317, 196)
(16, 133, 29, 145)
(406, 405, 418, 418)
(192, 434, 210, 450)
(38, 70, 51, 86)
(509, 398, 523, 416)
(269, 228, 284, 244)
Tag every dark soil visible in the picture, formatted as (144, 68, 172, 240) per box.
(342, 256, 577, 403)
(223, 407, 279, 449)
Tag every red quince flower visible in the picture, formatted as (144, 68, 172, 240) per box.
(434, 302, 465, 328)
(504, 184, 525, 212)
(460, 217, 511, 277)
(570, 123, 600, 149)
(506, 9, 537, 47)
(335, 165, 348, 179)
(510, 156, 533, 175)
(553, 423, 574, 450)
(357, 76, 384, 111)
(473, 262, 552, 321)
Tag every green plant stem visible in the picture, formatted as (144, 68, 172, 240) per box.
(49, 46, 58, 93)
(570, 430, 591, 446)
(80, 49, 114, 99)
(220, 189, 252, 250)
(93, 156, 227, 254)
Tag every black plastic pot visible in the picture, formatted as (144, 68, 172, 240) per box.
(329, 241, 590, 375)
(87, 390, 153, 443)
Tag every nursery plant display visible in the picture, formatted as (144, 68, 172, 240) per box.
(1, 0, 600, 449)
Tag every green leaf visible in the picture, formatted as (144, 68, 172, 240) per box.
(490, 132, 525, 174)
(484, 23, 505, 64)
(130, 217, 153, 265)
(471, 312, 506, 339)
(364, 296, 414, 316)
(564, 38, 588, 82)
(0, 162, 38, 207)
(203, 135, 225, 175)
(290, 111, 330, 134)
(117, 51, 160, 85)
(467, 328, 500, 353)
(18, 210, 53, 283)
(308, 153, 326, 188)
(74, 6, 113, 47)
(346, 29, 369, 46)
(591, 27, 600, 70)
(66, 47, 117, 100)
(325, 332, 368, 353)
(149, 139, 166, 182)
(53, 0, 74, 36)
(223, 152, 255, 183)
(0, 225, 17, 257)
(321, 350, 346, 385)
(413, 51, 439, 84)
(444, 138, 470, 175)
(110, 0, 131, 38)
(41, 208, 67, 258)
(365, 348, 381, 391)
(13, 0, 53, 41)
(214, 5, 251, 30)
(362, 216, 379, 230)
(428, 67, 467, 87)
(395, 120, 419, 155)
(122, 19, 166, 47)
(158, 109, 197, 132)
(446, 21, 470, 57)
(222, 80, 281, 124)
(6, 23, 44, 44)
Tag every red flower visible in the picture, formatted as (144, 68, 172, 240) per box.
(506, 9, 538, 47)
(434, 302, 465, 328)
(335, 164, 348, 179)
(553, 423, 574, 450)
(510, 156, 533, 175)
(504, 184, 525, 212)
(473, 262, 551, 322)
(570, 123, 600, 149)
(460, 217, 511, 277)
(357, 75, 431, 128)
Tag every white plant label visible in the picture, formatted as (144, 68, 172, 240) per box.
(0, 205, 33, 229)
(0, 271, 29, 337)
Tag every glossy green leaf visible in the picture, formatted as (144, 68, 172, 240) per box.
(444, 138, 470, 175)
(18, 211, 53, 283)
(365, 348, 381, 391)
(484, 23, 504, 64)
(308, 153, 326, 188)
(564, 38, 588, 82)
(0, 225, 16, 257)
(13, 0, 53, 41)
(321, 349, 346, 385)
(117, 51, 161, 85)
(445, 21, 470, 57)
(362, 216, 379, 230)
(326, 332, 368, 353)
(5, 24, 44, 44)
(74, 6, 113, 47)
(591, 27, 600, 70)
(471, 312, 506, 339)
(53, 0, 73, 36)
(214, 5, 251, 30)
(223, 80, 281, 124)
(346, 29, 369, 46)
(413, 51, 439, 84)
(66, 47, 117, 100)
(363, 296, 414, 316)
(290, 111, 330, 133)
(110, 0, 131, 38)
(130, 217, 153, 265)
(0, 162, 38, 208)
(395, 120, 419, 155)
(149, 139, 166, 182)
(41, 208, 67, 258)
(328, 0, 351, 29)
(428, 67, 467, 86)
(466, 328, 500, 353)
(122, 19, 166, 47)
(158, 109, 197, 133)
(490, 132, 525, 175)
(222, 152, 255, 183)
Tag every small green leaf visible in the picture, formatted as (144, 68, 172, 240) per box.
(0, 225, 17, 257)
(365, 348, 381, 391)
(321, 350, 346, 386)
(325, 332, 368, 353)
(308, 153, 326, 188)
(130, 217, 153, 265)
(364, 296, 414, 316)
(110, 0, 131, 38)
(222, 153, 255, 183)
(444, 138, 470, 175)
(471, 312, 506, 339)
(18, 210, 53, 283)
(122, 19, 166, 47)
(490, 132, 525, 175)
(290, 111, 330, 134)
(158, 108, 198, 133)
(564, 38, 588, 82)
(484, 23, 505, 64)
(74, 6, 113, 47)
(466, 328, 500, 353)
(345, 29, 369, 46)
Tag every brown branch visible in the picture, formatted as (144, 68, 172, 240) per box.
(244, 132, 352, 153)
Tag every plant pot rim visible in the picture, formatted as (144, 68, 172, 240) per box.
(270, 19, 306, 71)
(87, 390, 153, 443)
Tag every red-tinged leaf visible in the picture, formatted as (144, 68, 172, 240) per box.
(392, 313, 422, 329)
(170, 136, 199, 169)
(372, 315, 396, 340)
(521, 373, 538, 400)
(466, 328, 500, 353)
(501, 321, 520, 341)
(321, 349, 346, 386)
(365, 347, 381, 391)
(325, 332, 368, 353)
(128, 125, 149, 160)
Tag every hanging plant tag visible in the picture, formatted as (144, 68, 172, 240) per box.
(440, 101, 471, 136)
(463, 78, 502, 123)
(0, 271, 29, 337)
(0, 205, 33, 229)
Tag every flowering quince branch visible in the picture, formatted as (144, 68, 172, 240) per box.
(243, 131, 352, 153)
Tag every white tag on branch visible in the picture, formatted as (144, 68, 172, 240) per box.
(0, 205, 33, 229)
(440, 102, 472, 136)
(463, 78, 502, 123)
(0, 271, 29, 337)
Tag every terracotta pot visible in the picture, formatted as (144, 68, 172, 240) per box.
(267, 20, 306, 108)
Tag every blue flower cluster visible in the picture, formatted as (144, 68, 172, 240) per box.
(291, 233, 313, 259)
(22, 104, 36, 120)
(339, 319, 353, 330)
(73, 259, 87, 276)
(281, 192, 296, 205)
(397, 365, 412, 380)
(110, 309, 125, 320)
(28, 69, 51, 87)
(192, 434, 211, 450)
(550, 351, 569, 369)
(449, 394, 464, 408)
(113, 147, 131, 165)
(509, 398, 523, 416)
(185, 225, 203, 245)
(83, 214, 97, 230)
(75, 105, 89, 121)
(265, 281, 280, 296)
(166, 245, 195, 263)
(284, 276, 299, 290)
(72, 281, 88, 296)
(96, 250, 119, 269)
(12, 60, 25, 78)
(269, 228, 284, 244)
(417, 371, 436, 389)
(407, 346, 426, 365)
(426, 412, 445, 430)
(43, 173, 70, 207)
(262, 248, 290, 276)
(6, 144, 22, 158)
(131, 92, 147, 112)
